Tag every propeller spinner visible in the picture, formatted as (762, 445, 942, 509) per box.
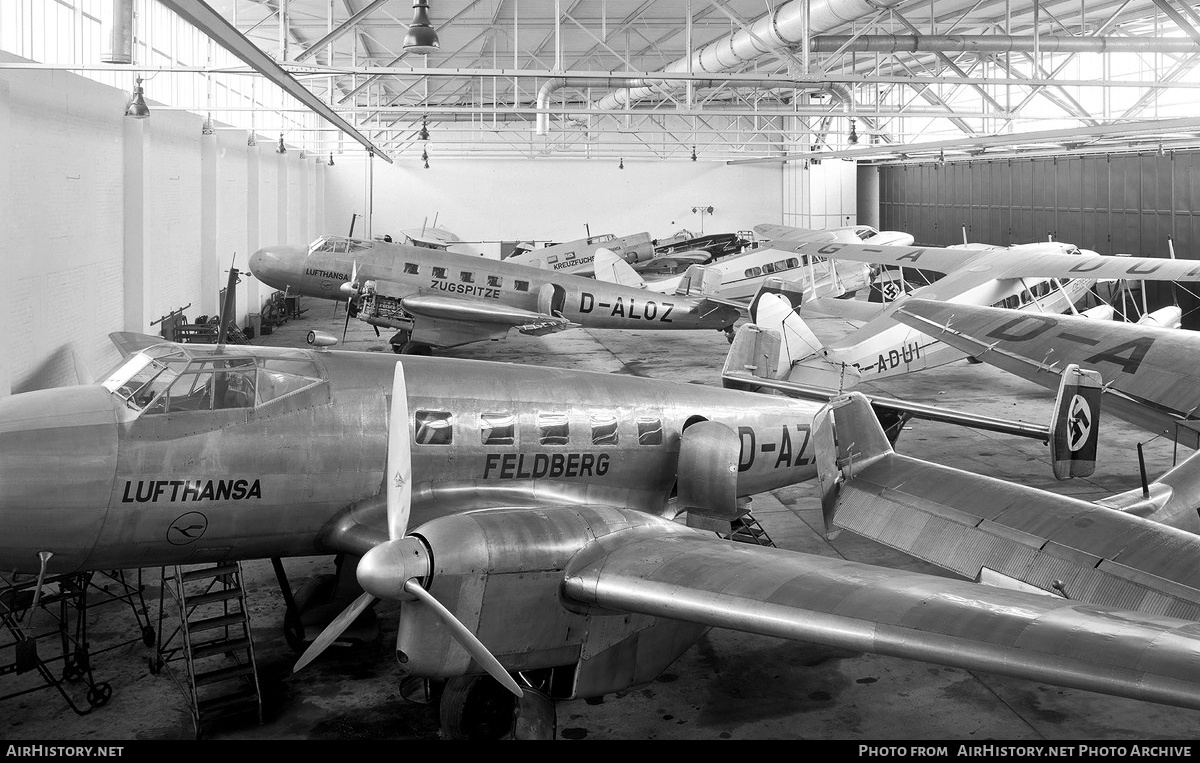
(293, 363, 522, 698)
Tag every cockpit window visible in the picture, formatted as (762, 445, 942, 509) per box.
(257, 359, 321, 404)
(309, 237, 372, 255)
(143, 358, 257, 414)
(104, 348, 322, 415)
(102, 351, 183, 410)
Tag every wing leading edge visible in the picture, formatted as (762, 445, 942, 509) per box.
(892, 298, 1200, 448)
(560, 526, 1200, 711)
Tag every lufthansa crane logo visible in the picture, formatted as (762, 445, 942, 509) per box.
(167, 511, 209, 545)
(1067, 394, 1092, 451)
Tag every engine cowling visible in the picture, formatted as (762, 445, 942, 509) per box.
(394, 506, 708, 698)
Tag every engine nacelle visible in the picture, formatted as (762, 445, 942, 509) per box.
(396, 506, 708, 698)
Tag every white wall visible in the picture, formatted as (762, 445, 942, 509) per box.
(782, 157, 858, 230)
(321, 156, 785, 251)
(0, 56, 326, 394)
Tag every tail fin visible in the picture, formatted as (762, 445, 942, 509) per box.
(813, 392, 895, 536)
(748, 276, 806, 323)
(1049, 364, 1102, 480)
(673, 264, 721, 296)
(868, 268, 910, 303)
(592, 248, 646, 289)
(722, 292, 860, 392)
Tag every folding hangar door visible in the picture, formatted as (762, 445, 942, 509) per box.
(878, 151, 1200, 329)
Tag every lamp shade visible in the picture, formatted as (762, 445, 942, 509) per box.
(125, 78, 150, 119)
(403, 2, 440, 54)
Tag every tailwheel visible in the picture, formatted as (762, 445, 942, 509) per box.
(438, 675, 519, 740)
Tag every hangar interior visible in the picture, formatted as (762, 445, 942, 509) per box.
(4, 0, 1200, 743)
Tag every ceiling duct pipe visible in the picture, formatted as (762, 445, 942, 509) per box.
(537, 77, 844, 134)
(101, 0, 134, 64)
(809, 34, 1200, 54)
(579, 0, 906, 124)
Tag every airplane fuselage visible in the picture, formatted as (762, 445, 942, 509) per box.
(505, 232, 655, 275)
(251, 238, 740, 338)
(648, 246, 872, 302)
(834, 274, 1097, 380)
(0, 343, 820, 576)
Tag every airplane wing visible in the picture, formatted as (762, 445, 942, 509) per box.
(399, 294, 577, 342)
(891, 298, 1200, 448)
(789, 241, 1200, 283)
(561, 513, 1200, 712)
(751, 223, 847, 246)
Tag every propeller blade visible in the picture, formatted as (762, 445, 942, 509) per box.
(403, 579, 523, 698)
(293, 591, 377, 672)
(387, 362, 412, 540)
(342, 299, 353, 341)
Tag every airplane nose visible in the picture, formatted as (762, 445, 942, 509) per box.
(249, 245, 305, 290)
(0, 386, 119, 575)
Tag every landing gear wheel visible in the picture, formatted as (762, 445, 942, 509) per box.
(86, 683, 113, 708)
(398, 341, 432, 356)
(438, 675, 518, 740)
(141, 625, 156, 647)
(283, 608, 307, 653)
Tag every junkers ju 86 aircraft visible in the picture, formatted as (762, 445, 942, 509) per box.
(6, 330, 1200, 738)
(248, 235, 741, 354)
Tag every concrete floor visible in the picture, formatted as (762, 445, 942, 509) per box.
(2, 296, 1197, 742)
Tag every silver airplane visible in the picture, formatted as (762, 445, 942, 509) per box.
(5, 331, 1200, 738)
(248, 235, 741, 354)
(754, 239, 1200, 391)
(503, 231, 656, 276)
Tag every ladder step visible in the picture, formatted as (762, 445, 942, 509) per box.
(188, 613, 248, 634)
(190, 637, 251, 660)
(197, 689, 259, 718)
(186, 589, 243, 607)
(195, 663, 255, 687)
(182, 564, 240, 582)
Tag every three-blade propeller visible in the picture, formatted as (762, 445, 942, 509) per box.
(293, 363, 522, 698)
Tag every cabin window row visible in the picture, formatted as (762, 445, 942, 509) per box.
(993, 279, 1072, 310)
(414, 410, 664, 448)
(404, 262, 529, 291)
(744, 257, 803, 278)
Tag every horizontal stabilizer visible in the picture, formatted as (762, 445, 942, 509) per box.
(800, 296, 890, 322)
